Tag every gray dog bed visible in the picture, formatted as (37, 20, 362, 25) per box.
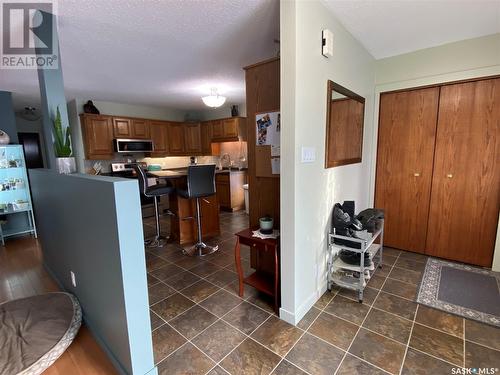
(0, 292, 82, 375)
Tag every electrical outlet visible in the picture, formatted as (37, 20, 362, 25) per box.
(301, 147, 316, 163)
(70, 271, 76, 287)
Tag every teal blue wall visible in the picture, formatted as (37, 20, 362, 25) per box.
(29, 170, 155, 375)
(0, 91, 19, 143)
(36, 11, 71, 169)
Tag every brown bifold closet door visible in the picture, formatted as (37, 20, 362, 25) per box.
(375, 87, 440, 253)
(425, 78, 500, 266)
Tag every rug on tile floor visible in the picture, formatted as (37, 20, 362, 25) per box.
(417, 258, 500, 327)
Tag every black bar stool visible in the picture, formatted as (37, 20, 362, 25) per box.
(133, 164, 174, 248)
(177, 164, 218, 256)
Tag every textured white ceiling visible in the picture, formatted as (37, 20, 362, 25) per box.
(1, 0, 279, 111)
(323, 0, 500, 59)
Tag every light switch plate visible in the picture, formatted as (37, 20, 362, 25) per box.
(301, 147, 316, 163)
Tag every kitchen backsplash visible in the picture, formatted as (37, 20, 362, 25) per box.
(84, 155, 219, 174)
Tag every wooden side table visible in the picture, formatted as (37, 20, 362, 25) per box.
(234, 228, 280, 313)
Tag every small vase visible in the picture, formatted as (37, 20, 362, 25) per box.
(231, 105, 239, 117)
(56, 157, 76, 174)
(0, 130, 10, 145)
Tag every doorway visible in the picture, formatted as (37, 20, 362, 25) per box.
(18, 132, 44, 169)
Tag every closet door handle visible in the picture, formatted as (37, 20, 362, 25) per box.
(413, 173, 420, 177)
(446, 174, 453, 178)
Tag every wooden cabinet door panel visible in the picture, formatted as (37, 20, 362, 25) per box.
(375, 87, 440, 252)
(216, 182, 231, 208)
(167, 123, 185, 155)
(113, 118, 131, 138)
(222, 118, 238, 138)
(131, 119, 150, 139)
(184, 123, 201, 154)
(200, 194, 220, 236)
(201, 121, 212, 155)
(82, 115, 114, 159)
(211, 120, 223, 139)
(425, 79, 500, 266)
(150, 121, 168, 154)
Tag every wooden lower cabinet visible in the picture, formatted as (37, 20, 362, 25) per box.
(375, 77, 500, 267)
(215, 171, 246, 211)
(80, 114, 114, 160)
(169, 192, 220, 245)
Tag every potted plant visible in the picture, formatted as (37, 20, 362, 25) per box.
(53, 106, 75, 174)
(259, 215, 274, 235)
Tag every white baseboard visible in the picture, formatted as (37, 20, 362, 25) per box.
(279, 307, 296, 325)
(279, 282, 328, 325)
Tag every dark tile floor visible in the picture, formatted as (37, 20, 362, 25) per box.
(143, 212, 500, 375)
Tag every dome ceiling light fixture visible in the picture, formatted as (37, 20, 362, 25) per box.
(202, 88, 226, 108)
(18, 106, 41, 122)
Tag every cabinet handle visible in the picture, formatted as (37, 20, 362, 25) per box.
(446, 174, 453, 178)
(413, 173, 420, 177)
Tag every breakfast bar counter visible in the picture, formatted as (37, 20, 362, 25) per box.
(149, 169, 220, 245)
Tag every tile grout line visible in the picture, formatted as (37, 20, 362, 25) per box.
(267, 287, 343, 375)
(398, 304, 418, 375)
(463, 318, 465, 369)
(407, 346, 464, 368)
(334, 248, 403, 374)
(211, 313, 275, 374)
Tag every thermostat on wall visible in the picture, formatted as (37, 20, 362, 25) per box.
(322, 29, 333, 57)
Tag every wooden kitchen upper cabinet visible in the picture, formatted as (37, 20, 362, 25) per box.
(112, 117, 150, 139)
(112, 117, 131, 138)
(184, 123, 202, 154)
(211, 120, 224, 139)
(166, 122, 185, 155)
(80, 114, 114, 160)
(200, 121, 212, 155)
(211, 117, 246, 141)
(222, 118, 239, 138)
(131, 119, 150, 139)
(149, 120, 169, 155)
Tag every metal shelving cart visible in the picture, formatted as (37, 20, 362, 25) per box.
(327, 219, 384, 303)
(0, 145, 37, 245)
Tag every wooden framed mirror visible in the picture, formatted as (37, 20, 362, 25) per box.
(324, 80, 365, 168)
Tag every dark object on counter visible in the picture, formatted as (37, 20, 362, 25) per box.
(177, 164, 218, 257)
(339, 249, 372, 267)
(134, 164, 175, 248)
(231, 105, 239, 117)
(356, 208, 384, 232)
(83, 100, 100, 114)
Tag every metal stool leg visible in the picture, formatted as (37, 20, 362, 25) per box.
(184, 198, 218, 256)
(145, 196, 168, 248)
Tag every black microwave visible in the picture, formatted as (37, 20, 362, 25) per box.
(113, 139, 154, 153)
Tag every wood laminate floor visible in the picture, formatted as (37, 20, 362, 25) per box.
(0, 235, 117, 375)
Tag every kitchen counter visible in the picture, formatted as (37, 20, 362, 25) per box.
(148, 167, 246, 178)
